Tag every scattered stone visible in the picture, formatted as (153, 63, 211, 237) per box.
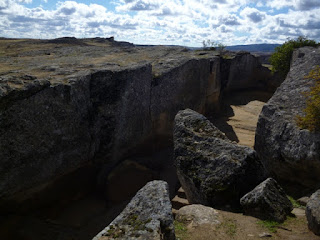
(259, 232, 272, 238)
(240, 178, 293, 222)
(306, 189, 320, 235)
(292, 208, 306, 217)
(255, 47, 320, 196)
(173, 109, 266, 209)
(175, 204, 220, 227)
(92, 180, 175, 240)
(297, 196, 310, 206)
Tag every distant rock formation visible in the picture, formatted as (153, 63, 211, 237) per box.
(306, 189, 320, 235)
(222, 51, 277, 93)
(92, 180, 175, 240)
(240, 178, 292, 222)
(255, 47, 320, 196)
(173, 109, 266, 209)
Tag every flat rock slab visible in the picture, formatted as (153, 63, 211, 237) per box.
(306, 189, 320, 235)
(92, 180, 175, 240)
(240, 178, 293, 222)
(175, 204, 220, 227)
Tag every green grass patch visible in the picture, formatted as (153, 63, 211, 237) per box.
(287, 195, 305, 209)
(217, 218, 237, 237)
(258, 220, 280, 233)
(174, 220, 188, 240)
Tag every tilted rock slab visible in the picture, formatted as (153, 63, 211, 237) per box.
(255, 47, 320, 195)
(92, 180, 175, 240)
(306, 189, 320, 235)
(240, 178, 293, 222)
(173, 109, 266, 209)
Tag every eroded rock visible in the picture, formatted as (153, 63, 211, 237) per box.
(254, 47, 320, 196)
(173, 109, 266, 209)
(240, 178, 293, 222)
(92, 180, 175, 240)
(306, 189, 320, 235)
(175, 204, 220, 227)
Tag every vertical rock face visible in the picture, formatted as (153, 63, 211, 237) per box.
(254, 47, 320, 196)
(240, 178, 293, 222)
(173, 109, 266, 209)
(150, 57, 220, 142)
(224, 52, 272, 92)
(306, 189, 320, 235)
(92, 180, 175, 240)
(0, 45, 271, 210)
(0, 64, 153, 207)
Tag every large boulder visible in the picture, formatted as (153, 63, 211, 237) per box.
(173, 109, 266, 209)
(254, 47, 320, 196)
(240, 178, 293, 222)
(306, 189, 320, 235)
(92, 180, 175, 240)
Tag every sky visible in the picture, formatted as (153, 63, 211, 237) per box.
(0, 0, 320, 47)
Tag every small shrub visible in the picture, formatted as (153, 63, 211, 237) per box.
(202, 39, 216, 51)
(297, 66, 320, 132)
(270, 36, 318, 79)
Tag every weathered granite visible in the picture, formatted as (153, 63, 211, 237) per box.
(255, 47, 320, 196)
(151, 57, 221, 142)
(173, 109, 266, 209)
(175, 204, 220, 227)
(306, 189, 320, 235)
(240, 178, 293, 222)
(92, 180, 175, 240)
(0, 64, 153, 208)
(0, 37, 272, 211)
(224, 51, 272, 92)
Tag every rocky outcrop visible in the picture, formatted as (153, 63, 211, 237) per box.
(0, 38, 273, 211)
(175, 204, 220, 227)
(254, 47, 320, 196)
(0, 64, 153, 209)
(306, 189, 320, 235)
(223, 51, 274, 92)
(240, 178, 293, 222)
(151, 57, 220, 142)
(173, 109, 266, 209)
(92, 180, 175, 240)
(0, 49, 223, 209)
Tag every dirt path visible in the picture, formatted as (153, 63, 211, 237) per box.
(219, 100, 265, 147)
(176, 208, 320, 240)
(210, 90, 271, 148)
(175, 90, 320, 240)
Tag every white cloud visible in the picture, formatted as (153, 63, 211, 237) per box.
(0, 0, 319, 46)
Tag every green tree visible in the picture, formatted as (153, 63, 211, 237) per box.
(270, 36, 318, 79)
(297, 66, 320, 132)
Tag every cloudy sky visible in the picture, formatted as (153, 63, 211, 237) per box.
(0, 0, 320, 47)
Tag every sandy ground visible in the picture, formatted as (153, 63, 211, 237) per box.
(176, 208, 320, 240)
(213, 100, 265, 147)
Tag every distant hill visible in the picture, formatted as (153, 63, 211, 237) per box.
(226, 44, 281, 53)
